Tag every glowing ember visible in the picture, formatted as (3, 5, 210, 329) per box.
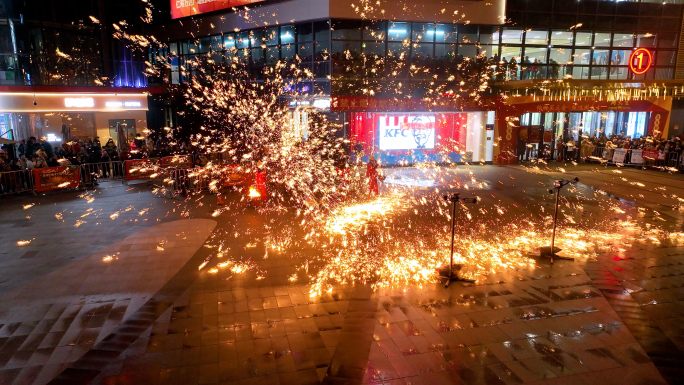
(17, 239, 34, 246)
(248, 186, 261, 199)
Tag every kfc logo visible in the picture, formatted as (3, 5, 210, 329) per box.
(379, 115, 435, 151)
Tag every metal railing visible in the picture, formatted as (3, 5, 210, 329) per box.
(583, 146, 684, 169)
(79, 161, 126, 188)
(0, 152, 230, 198)
(152, 167, 214, 197)
(0, 170, 35, 196)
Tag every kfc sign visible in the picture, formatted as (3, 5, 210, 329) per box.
(379, 115, 436, 151)
(171, 0, 268, 19)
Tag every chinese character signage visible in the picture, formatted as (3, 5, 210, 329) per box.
(331, 96, 463, 112)
(171, 0, 267, 19)
(379, 115, 436, 151)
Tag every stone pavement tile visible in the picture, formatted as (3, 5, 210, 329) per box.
(546, 352, 592, 376)
(570, 348, 623, 372)
(577, 363, 667, 385)
(504, 357, 558, 382)
(440, 347, 482, 371)
(406, 371, 463, 385)
(457, 365, 510, 385)
(655, 316, 684, 351)
(11, 365, 43, 385)
(0, 368, 22, 384)
(404, 351, 450, 375)
(274, 352, 296, 374)
(387, 354, 419, 378)
(366, 358, 399, 382)
(31, 363, 64, 385)
(486, 363, 523, 385)
(376, 339, 403, 358)
(527, 375, 590, 385)
(279, 368, 319, 385)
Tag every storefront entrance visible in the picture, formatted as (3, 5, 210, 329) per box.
(497, 96, 673, 160)
(347, 111, 493, 165)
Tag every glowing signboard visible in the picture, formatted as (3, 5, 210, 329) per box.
(171, 0, 268, 19)
(629, 48, 652, 75)
(379, 115, 436, 151)
(105, 101, 143, 108)
(64, 98, 94, 108)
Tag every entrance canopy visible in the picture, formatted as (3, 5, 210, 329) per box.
(492, 79, 684, 156)
(493, 79, 684, 101)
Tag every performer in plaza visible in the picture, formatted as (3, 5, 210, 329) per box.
(366, 156, 383, 196)
(255, 162, 268, 202)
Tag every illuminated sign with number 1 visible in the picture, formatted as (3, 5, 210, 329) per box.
(629, 48, 653, 75)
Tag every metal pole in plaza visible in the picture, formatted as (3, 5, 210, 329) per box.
(550, 184, 560, 263)
(439, 192, 478, 288)
(541, 177, 579, 264)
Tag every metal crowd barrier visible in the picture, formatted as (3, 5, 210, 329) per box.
(79, 161, 126, 188)
(153, 167, 213, 197)
(0, 170, 35, 196)
(0, 153, 228, 198)
(584, 146, 684, 170)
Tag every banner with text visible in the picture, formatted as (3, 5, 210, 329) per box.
(171, 0, 267, 19)
(33, 166, 80, 192)
(642, 150, 659, 161)
(630, 150, 643, 164)
(612, 149, 627, 163)
(161, 155, 194, 168)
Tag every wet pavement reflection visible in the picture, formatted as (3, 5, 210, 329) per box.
(0, 166, 682, 384)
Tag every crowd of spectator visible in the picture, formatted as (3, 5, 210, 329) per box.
(515, 133, 684, 167)
(576, 134, 683, 166)
(0, 132, 216, 177)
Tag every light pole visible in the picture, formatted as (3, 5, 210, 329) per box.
(439, 192, 478, 288)
(541, 177, 579, 264)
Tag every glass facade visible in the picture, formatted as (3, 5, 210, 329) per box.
(159, 3, 683, 94)
(505, 0, 683, 80)
(154, 20, 331, 95)
(497, 28, 673, 80)
(520, 110, 651, 143)
(159, 20, 498, 97)
(0, 0, 147, 87)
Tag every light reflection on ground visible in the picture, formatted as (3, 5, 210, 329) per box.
(198, 166, 684, 299)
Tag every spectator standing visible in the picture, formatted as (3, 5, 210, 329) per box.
(508, 57, 518, 80)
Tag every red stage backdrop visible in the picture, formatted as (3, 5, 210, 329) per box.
(171, 0, 268, 19)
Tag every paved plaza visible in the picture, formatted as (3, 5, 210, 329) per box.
(0, 163, 682, 385)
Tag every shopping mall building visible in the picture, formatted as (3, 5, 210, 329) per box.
(0, 0, 152, 147)
(152, 0, 684, 164)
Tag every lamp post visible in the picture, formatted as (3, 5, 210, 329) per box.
(541, 177, 579, 264)
(439, 192, 478, 288)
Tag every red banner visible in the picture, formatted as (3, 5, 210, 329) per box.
(332, 97, 464, 112)
(642, 150, 659, 160)
(171, 0, 267, 19)
(504, 98, 670, 115)
(161, 155, 194, 168)
(33, 166, 80, 192)
(125, 159, 161, 181)
(647, 111, 669, 137)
